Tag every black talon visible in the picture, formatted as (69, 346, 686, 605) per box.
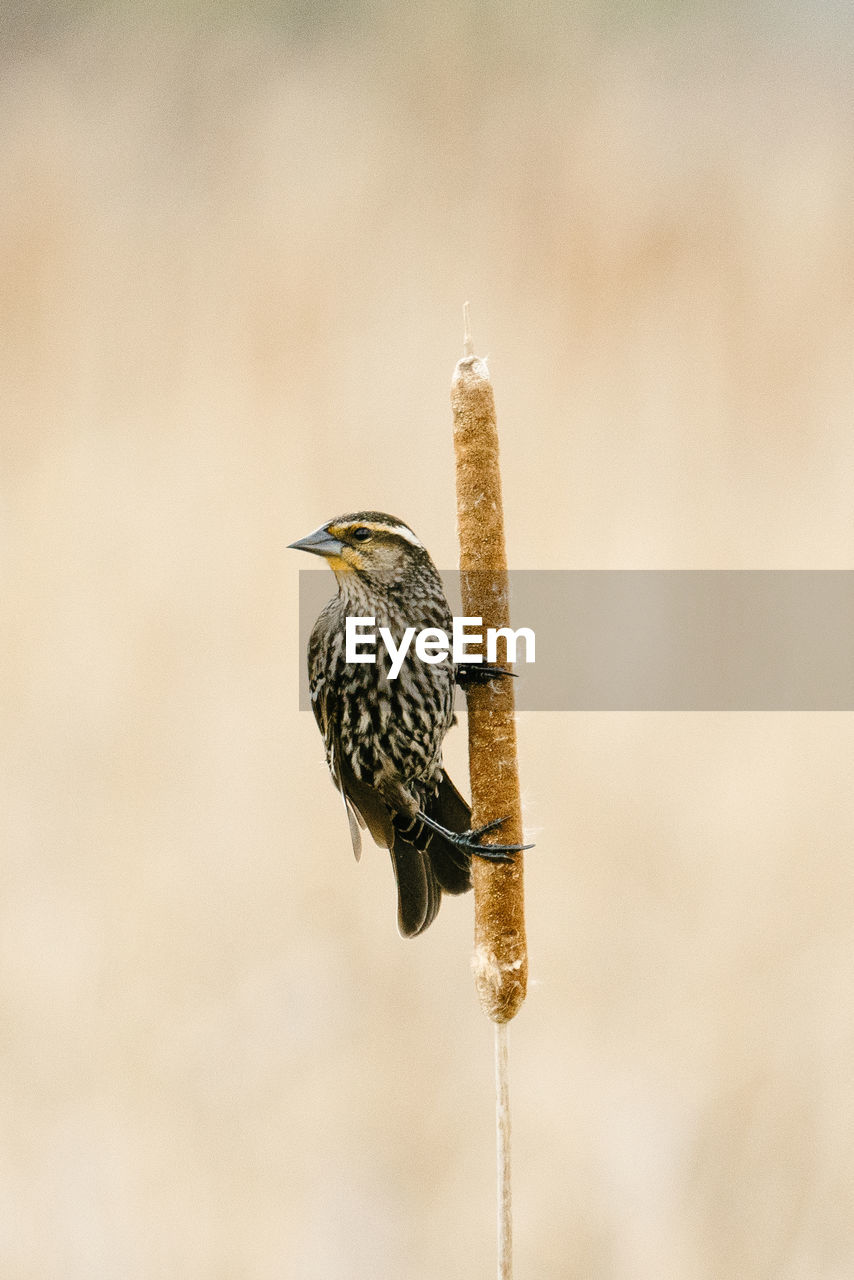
(456, 662, 518, 688)
(416, 810, 533, 861)
(469, 817, 507, 837)
(471, 847, 518, 864)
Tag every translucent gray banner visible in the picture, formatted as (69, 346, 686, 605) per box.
(298, 571, 854, 710)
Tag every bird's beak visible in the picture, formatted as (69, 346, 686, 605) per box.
(288, 525, 346, 559)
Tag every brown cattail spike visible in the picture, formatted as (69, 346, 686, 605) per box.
(451, 325, 528, 1024)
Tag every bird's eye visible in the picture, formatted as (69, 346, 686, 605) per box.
(351, 527, 372, 542)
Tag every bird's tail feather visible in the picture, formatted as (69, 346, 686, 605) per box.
(389, 772, 473, 934)
(389, 827, 469, 935)
(389, 836, 440, 937)
(421, 773, 473, 896)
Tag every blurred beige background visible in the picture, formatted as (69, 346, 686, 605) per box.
(3, 2, 854, 1276)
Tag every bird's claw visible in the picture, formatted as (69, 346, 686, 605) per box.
(456, 663, 518, 688)
(453, 816, 533, 861)
(415, 810, 533, 861)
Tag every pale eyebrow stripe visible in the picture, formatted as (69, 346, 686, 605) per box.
(385, 523, 423, 547)
(338, 520, 424, 548)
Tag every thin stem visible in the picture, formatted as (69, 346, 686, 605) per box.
(495, 1020, 512, 1280)
(463, 300, 474, 356)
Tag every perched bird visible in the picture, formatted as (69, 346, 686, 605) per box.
(290, 511, 523, 937)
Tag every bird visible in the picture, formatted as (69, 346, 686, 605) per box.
(289, 510, 524, 937)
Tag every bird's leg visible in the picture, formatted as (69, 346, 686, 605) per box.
(456, 662, 517, 688)
(415, 811, 532, 861)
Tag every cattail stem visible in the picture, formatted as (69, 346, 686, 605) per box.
(495, 1020, 512, 1279)
(452, 310, 527, 1280)
(451, 313, 528, 1023)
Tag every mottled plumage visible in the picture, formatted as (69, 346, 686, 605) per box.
(290, 510, 513, 936)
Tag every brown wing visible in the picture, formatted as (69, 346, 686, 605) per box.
(309, 630, 368, 861)
(308, 614, 469, 934)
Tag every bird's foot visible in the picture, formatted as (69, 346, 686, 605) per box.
(417, 812, 532, 862)
(456, 663, 517, 688)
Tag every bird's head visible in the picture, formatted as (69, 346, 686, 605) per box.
(289, 511, 433, 588)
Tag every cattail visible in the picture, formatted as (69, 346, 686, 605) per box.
(452, 307, 528, 1280)
(451, 307, 528, 1024)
